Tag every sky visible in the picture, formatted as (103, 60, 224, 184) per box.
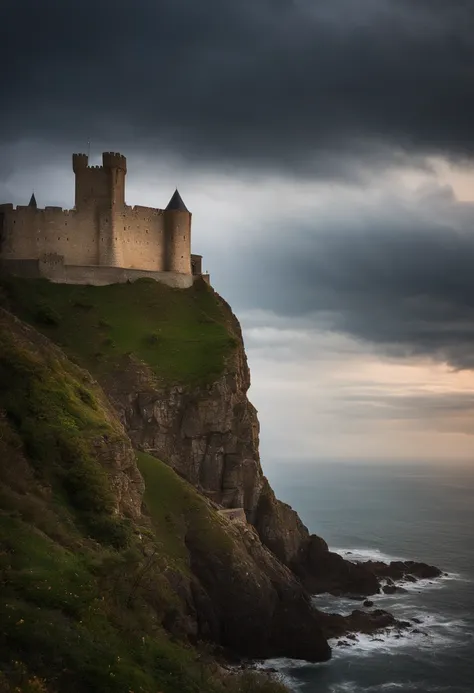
(1, 0, 474, 464)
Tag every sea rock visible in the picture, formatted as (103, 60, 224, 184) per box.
(318, 608, 407, 639)
(359, 560, 442, 582)
(186, 518, 331, 662)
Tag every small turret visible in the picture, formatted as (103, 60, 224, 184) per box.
(102, 152, 127, 173)
(164, 189, 191, 273)
(28, 193, 37, 209)
(166, 189, 189, 212)
(72, 153, 89, 173)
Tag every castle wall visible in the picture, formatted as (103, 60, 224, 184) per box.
(0, 205, 99, 265)
(116, 205, 166, 270)
(0, 257, 195, 288)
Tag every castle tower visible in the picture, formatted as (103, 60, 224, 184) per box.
(71, 152, 127, 266)
(164, 189, 192, 273)
(102, 152, 127, 207)
(72, 153, 90, 210)
(100, 152, 127, 267)
(72, 151, 127, 213)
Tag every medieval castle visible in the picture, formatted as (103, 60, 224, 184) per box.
(0, 152, 208, 287)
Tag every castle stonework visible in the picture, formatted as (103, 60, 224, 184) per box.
(0, 152, 209, 287)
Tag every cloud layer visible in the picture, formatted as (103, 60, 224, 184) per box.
(220, 180, 474, 370)
(2, 0, 474, 177)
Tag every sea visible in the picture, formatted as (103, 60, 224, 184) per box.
(259, 460, 474, 693)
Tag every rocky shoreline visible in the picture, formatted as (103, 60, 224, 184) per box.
(313, 556, 443, 641)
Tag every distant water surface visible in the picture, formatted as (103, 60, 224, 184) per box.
(261, 461, 474, 693)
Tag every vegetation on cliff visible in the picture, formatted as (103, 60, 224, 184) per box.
(0, 307, 289, 693)
(0, 275, 238, 386)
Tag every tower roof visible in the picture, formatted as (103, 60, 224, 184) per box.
(165, 189, 189, 213)
(28, 193, 37, 208)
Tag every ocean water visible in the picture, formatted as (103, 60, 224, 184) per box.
(260, 461, 474, 693)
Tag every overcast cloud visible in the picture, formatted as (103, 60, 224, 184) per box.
(2, 0, 474, 461)
(1, 0, 474, 177)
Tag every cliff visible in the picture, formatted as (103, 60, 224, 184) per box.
(0, 283, 330, 693)
(0, 275, 439, 691)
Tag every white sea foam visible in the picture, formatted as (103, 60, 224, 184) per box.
(330, 610, 470, 659)
(329, 547, 467, 595)
(328, 683, 406, 693)
(326, 682, 471, 693)
(257, 657, 328, 671)
(332, 547, 404, 563)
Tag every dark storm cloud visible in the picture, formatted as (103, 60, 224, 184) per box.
(1, 0, 474, 176)
(225, 186, 474, 370)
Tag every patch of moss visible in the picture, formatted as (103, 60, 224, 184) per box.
(0, 275, 236, 385)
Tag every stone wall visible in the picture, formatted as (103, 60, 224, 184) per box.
(0, 203, 191, 275)
(0, 258, 194, 288)
(0, 205, 99, 265)
(116, 206, 166, 270)
(218, 508, 247, 524)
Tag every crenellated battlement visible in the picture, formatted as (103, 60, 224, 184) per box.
(0, 204, 75, 215)
(72, 153, 89, 172)
(102, 152, 127, 172)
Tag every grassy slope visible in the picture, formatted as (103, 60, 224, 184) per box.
(0, 308, 284, 693)
(0, 276, 237, 386)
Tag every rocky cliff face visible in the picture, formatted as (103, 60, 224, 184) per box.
(103, 298, 266, 523)
(1, 276, 442, 677)
(93, 294, 375, 596)
(98, 291, 430, 600)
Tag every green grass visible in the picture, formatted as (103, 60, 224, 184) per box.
(137, 452, 234, 571)
(0, 312, 130, 548)
(0, 515, 217, 693)
(0, 275, 237, 386)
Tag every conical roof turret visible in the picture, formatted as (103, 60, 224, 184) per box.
(165, 189, 189, 213)
(28, 193, 37, 208)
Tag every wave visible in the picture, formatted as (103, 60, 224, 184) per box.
(332, 547, 405, 563)
(330, 611, 470, 659)
(326, 682, 472, 693)
(331, 547, 468, 592)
